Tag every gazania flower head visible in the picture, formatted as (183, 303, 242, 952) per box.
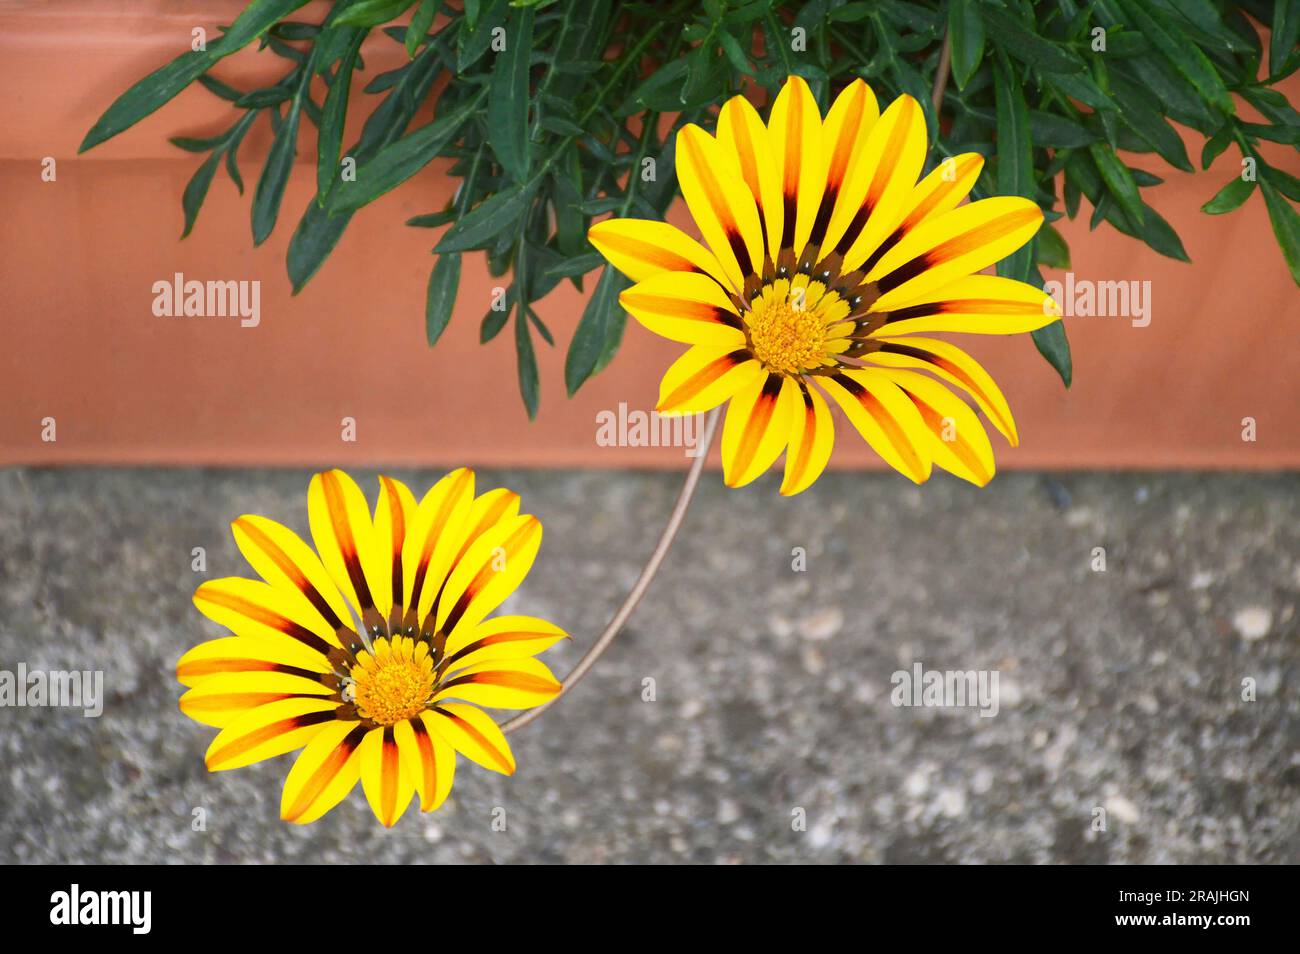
(590, 77, 1060, 494)
(177, 469, 565, 827)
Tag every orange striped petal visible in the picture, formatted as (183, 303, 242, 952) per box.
(620, 271, 746, 347)
(179, 670, 334, 728)
(821, 369, 932, 483)
(781, 383, 835, 496)
(442, 614, 570, 669)
(805, 78, 879, 261)
(192, 577, 342, 658)
(374, 475, 417, 626)
(203, 697, 339, 771)
(676, 124, 764, 293)
(424, 704, 515, 776)
(280, 720, 366, 824)
(434, 657, 562, 710)
(720, 372, 800, 488)
(359, 725, 415, 828)
(434, 513, 541, 643)
(176, 634, 332, 689)
(588, 218, 730, 289)
(717, 93, 784, 269)
(401, 467, 476, 631)
(868, 274, 1059, 337)
(876, 368, 996, 486)
(308, 469, 390, 623)
(656, 345, 765, 415)
(394, 715, 455, 812)
(767, 75, 826, 268)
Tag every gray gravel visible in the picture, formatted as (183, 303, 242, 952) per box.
(0, 467, 1296, 864)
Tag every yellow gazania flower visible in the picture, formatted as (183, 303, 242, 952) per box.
(589, 76, 1060, 494)
(176, 468, 565, 827)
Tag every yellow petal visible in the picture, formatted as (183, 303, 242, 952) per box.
(717, 93, 784, 268)
(619, 271, 746, 347)
(442, 614, 570, 668)
(280, 720, 366, 824)
(424, 704, 515, 775)
(868, 274, 1059, 337)
(232, 513, 355, 639)
(374, 475, 418, 624)
(308, 469, 390, 623)
(781, 383, 835, 496)
(721, 373, 800, 488)
(359, 725, 415, 828)
(806, 78, 879, 257)
(401, 467, 476, 631)
(434, 656, 561, 709)
(676, 124, 764, 293)
(588, 218, 730, 288)
(394, 715, 455, 812)
(179, 670, 334, 728)
(656, 345, 764, 415)
(863, 335, 1019, 445)
(203, 696, 339, 771)
(767, 75, 826, 268)
(176, 634, 332, 689)
(434, 513, 541, 644)
(821, 369, 932, 483)
(192, 576, 343, 657)
(867, 197, 1044, 310)
(876, 368, 996, 485)
(834, 94, 928, 274)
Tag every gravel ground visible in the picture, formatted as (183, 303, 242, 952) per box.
(0, 467, 1296, 864)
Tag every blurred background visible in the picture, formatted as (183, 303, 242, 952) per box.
(0, 1, 1297, 863)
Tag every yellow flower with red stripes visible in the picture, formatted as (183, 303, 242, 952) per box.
(176, 469, 565, 827)
(590, 76, 1060, 494)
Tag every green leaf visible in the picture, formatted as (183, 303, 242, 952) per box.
(983, 7, 1084, 74)
(1037, 223, 1070, 269)
(564, 266, 629, 395)
(1116, 0, 1234, 115)
(425, 253, 461, 346)
(1270, 0, 1300, 79)
(436, 179, 539, 252)
(1032, 321, 1072, 388)
(317, 31, 364, 200)
(458, 0, 510, 71)
(993, 54, 1035, 283)
(487, 7, 535, 184)
(181, 151, 223, 238)
(947, 0, 985, 90)
(1201, 175, 1256, 214)
(326, 96, 480, 214)
(334, 0, 415, 28)
(1027, 110, 1099, 148)
(1088, 143, 1145, 226)
(515, 306, 540, 419)
(80, 0, 311, 152)
(287, 201, 355, 293)
(252, 71, 309, 246)
(1260, 180, 1300, 285)
(405, 0, 438, 58)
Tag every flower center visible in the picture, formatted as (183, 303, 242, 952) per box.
(350, 637, 436, 726)
(745, 279, 843, 375)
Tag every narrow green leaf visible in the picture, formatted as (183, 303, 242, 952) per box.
(406, 0, 438, 58)
(252, 72, 308, 246)
(487, 7, 535, 184)
(287, 201, 355, 293)
(515, 305, 540, 419)
(1088, 143, 1145, 226)
(1270, 0, 1300, 78)
(80, 0, 310, 152)
(983, 7, 1084, 73)
(1037, 223, 1070, 269)
(458, 0, 510, 71)
(326, 96, 480, 214)
(317, 31, 364, 200)
(181, 151, 223, 238)
(435, 179, 539, 252)
(1201, 175, 1256, 214)
(1117, 0, 1234, 114)
(425, 253, 461, 346)
(564, 266, 630, 395)
(1032, 321, 1072, 388)
(993, 54, 1035, 283)
(334, 0, 415, 28)
(947, 0, 985, 89)
(1260, 180, 1300, 285)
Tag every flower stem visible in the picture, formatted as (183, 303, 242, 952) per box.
(500, 406, 722, 734)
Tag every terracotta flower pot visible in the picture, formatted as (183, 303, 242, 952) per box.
(2, 0, 1297, 470)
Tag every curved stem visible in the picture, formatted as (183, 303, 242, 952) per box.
(501, 406, 721, 734)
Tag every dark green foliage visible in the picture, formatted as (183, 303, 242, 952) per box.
(84, 0, 1300, 407)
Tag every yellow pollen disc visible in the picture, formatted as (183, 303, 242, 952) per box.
(745, 278, 845, 375)
(350, 636, 436, 726)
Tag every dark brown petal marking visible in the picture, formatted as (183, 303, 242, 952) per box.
(206, 709, 335, 767)
(236, 519, 347, 635)
(620, 292, 742, 330)
(431, 705, 512, 773)
(883, 297, 1045, 326)
(834, 105, 913, 256)
(407, 469, 474, 626)
(439, 670, 557, 696)
(731, 375, 783, 480)
(284, 724, 366, 821)
(876, 207, 1042, 294)
(321, 471, 374, 612)
(728, 111, 769, 246)
(659, 348, 749, 411)
(440, 519, 535, 637)
(680, 132, 758, 284)
(411, 718, 439, 806)
(424, 491, 520, 635)
(195, 587, 336, 657)
(380, 477, 407, 614)
(835, 374, 919, 468)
